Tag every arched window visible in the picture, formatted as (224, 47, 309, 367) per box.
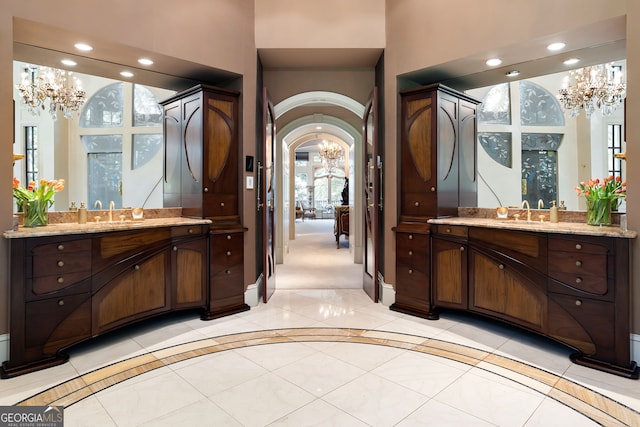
(79, 83, 164, 209)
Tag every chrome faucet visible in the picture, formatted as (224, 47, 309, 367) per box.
(94, 200, 103, 210)
(109, 201, 115, 222)
(538, 199, 544, 209)
(521, 200, 532, 222)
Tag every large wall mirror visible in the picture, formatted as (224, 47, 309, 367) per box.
(13, 61, 176, 211)
(468, 61, 626, 212)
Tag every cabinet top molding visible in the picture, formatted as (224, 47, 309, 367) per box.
(428, 217, 636, 239)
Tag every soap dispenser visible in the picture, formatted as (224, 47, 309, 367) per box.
(550, 200, 559, 223)
(78, 202, 87, 224)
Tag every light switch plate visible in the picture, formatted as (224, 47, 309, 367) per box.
(246, 176, 254, 189)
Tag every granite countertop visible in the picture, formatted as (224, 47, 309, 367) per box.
(3, 217, 212, 239)
(428, 216, 637, 239)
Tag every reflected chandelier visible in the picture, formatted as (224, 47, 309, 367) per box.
(16, 65, 87, 120)
(318, 140, 342, 172)
(558, 63, 626, 119)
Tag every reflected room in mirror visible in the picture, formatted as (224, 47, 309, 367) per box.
(467, 61, 626, 213)
(12, 61, 176, 212)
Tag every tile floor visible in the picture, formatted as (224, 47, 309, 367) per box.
(2, 219, 639, 426)
(2, 289, 639, 426)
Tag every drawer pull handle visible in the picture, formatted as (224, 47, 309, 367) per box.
(188, 228, 193, 234)
(58, 299, 65, 306)
(57, 244, 65, 251)
(575, 244, 582, 250)
(430, 187, 436, 192)
(226, 251, 232, 256)
(225, 269, 231, 275)
(57, 260, 65, 267)
(57, 277, 64, 284)
(414, 201, 420, 207)
(204, 187, 209, 193)
(408, 250, 413, 256)
(499, 264, 505, 270)
(220, 202, 225, 207)
(408, 269, 413, 275)
(173, 246, 178, 251)
(575, 277, 582, 284)
(227, 235, 232, 240)
(460, 247, 465, 252)
(575, 300, 582, 306)
(575, 260, 582, 267)
(408, 235, 413, 240)
(134, 265, 140, 270)
(446, 228, 451, 233)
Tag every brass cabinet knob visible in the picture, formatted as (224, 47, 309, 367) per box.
(575, 300, 582, 306)
(58, 299, 65, 306)
(204, 187, 209, 193)
(430, 187, 436, 192)
(499, 264, 505, 270)
(226, 251, 231, 256)
(57, 244, 64, 251)
(227, 235, 232, 240)
(575, 260, 582, 267)
(134, 265, 140, 270)
(575, 277, 582, 284)
(57, 277, 64, 284)
(446, 228, 451, 233)
(188, 228, 193, 234)
(220, 202, 225, 207)
(57, 260, 64, 267)
(173, 246, 178, 251)
(414, 201, 419, 207)
(225, 269, 231, 275)
(460, 247, 465, 251)
(408, 250, 413, 256)
(408, 234, 413, 240)
(575, 244, 582, 250)
(408, 269, 413, 274)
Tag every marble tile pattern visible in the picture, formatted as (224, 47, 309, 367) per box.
(2, 289, 638, 426)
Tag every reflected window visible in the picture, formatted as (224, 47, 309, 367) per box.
(24, 126, 39, 184)
(133, 84, 163, 126)
(519, 81, 565, 126)
(132, 134, 162, 169)
(478, 132, 512, 168)
(478, 83, 511, 124)
(80, 83, 123, 128)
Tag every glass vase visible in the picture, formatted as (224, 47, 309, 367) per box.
(23, 198, 49, 227)
(586, 197, 611, 226)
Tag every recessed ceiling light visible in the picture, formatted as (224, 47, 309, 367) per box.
(563, 58, 580, 65)
(505, 70, 520, 77)
(120, 71, 134, 78)
(61, 59, 77, 67)
(486, 58, 502, 67)
(74, 43, 93, 52)
(138, 58, 154, 66)
(547, 42, 566, 51)
(315, 126, 322, 130)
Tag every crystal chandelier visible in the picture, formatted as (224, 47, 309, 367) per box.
(16, 65, 87, 120)
(558, 63, 626, 119)
(318, 140, 343, 172)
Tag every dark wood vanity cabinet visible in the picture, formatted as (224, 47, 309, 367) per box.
(431, 224, 638, 378)
(162, 85, 248, 320)
(161, 84, 241, 223)
(393, 225, 431, 318)
(392, 84, 479, 318)
(204, 229, 248, 319)
(1, 223, 209, 379)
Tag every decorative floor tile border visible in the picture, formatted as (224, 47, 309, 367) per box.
(17, 328, 640, 425)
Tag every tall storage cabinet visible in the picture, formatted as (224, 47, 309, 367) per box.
(161, 84, 249, 320)
(391, 84, 480, 318)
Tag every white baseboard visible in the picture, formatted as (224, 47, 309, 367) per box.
(632, 333, 639, 363)
(245, 275, 263, 307)
(379, 276, 395, 306)
(0, 333, 7, 364)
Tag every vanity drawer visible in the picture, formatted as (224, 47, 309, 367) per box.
(31, 272, 91, 298)
(171, 224, 205, 237)
(31, 239, 91, 256)
(548, 252, 608, 295)
(32, 253, 91, 277)
(433, 224, 468, 238)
